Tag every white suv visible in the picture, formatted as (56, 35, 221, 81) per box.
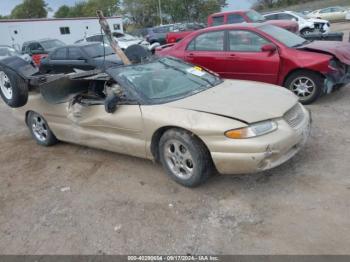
(264, 11, 330, 35)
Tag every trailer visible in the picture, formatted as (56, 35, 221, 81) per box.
(0, 17, 123, 50)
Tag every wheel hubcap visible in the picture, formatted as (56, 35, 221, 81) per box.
(164, 140, 194, 180)
(32, 115, 48, 142)
(290, 77, 316, 101)
(0, 71, 13, 100)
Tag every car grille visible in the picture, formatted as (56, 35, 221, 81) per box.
(283, 103, 305, 129)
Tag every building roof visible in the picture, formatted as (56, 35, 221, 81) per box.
(0, 16, 122, 23)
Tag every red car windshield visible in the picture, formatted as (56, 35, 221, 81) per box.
(259, 24, 307, 47)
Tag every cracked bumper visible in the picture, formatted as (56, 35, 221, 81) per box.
(209, 109, 311, 175)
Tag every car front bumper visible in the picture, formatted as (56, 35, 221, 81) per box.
(208, 106, 311, 175)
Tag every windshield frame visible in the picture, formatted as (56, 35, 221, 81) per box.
(258, 24, 308, 48)
(246, 10, 266, 22)
(106, 57, 223, 105)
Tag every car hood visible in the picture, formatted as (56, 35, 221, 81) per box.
(307, 18, 328, 23)
(299, 41, 350, 64)
(167, 80, 298, 124)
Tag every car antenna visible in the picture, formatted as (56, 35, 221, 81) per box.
(96, 10, 131, 65)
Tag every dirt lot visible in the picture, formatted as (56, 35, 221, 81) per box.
(1, 23, 350, 255)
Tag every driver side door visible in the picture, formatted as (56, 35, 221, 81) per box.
(66, 102, 146, 158)
(224, 30, 280, 84)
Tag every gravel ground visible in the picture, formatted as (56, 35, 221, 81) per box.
(0, 23, 350, 255)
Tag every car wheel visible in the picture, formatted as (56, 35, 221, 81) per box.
(284, 71, 323, 104)
(0, 66, 28, 108)
(159, 128, 213, 187)
(301, 28, 314, 36)
(27, 112, 58, 146)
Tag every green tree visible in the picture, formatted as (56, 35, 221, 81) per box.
(54, 5, 70, 18)
(54, 0, 121, 18)
(124, 0, 227, 27)
(11, 0, 48, 19)
(82, 0, 121, 17)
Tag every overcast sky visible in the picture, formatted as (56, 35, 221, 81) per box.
(0, 0, 253, 16)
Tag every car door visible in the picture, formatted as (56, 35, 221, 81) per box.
(319, 8, 332, 20)
(184, 30, 227, 76)
(224, 30, 280, 84)
(66, 47, 95, 72)
(330, 7, 346, 20)
(65, 97, 146, 158)
(43, 47, 68, 73)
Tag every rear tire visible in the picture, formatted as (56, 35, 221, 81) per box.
(284, 70, 323, 104)
(27, 112, 58, 146)
(0, 66, 28, 107)
(159, 128, 213, 187)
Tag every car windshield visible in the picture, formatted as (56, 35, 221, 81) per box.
(260, 24, 308, 47)
(83, 43, 115, 58)
(41, 39, 65, 49)
(108, 57, 222, 103)
(246, 10, 266, 22)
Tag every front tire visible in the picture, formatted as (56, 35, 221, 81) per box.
(27, 112, 58, 146)
(284, 70, 323, 104)
(159, 129, 213, 187)
(0, 66, 28, 107)
(300, 28, 314, 36)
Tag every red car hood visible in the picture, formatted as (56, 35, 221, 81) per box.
(299, 41, 350, 65)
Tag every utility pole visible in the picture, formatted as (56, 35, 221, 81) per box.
(158, 0, 163, 25)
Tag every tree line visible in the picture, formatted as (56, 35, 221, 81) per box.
(1, 0, 227, 27)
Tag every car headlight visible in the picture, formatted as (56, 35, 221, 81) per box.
(225, 120, 278, 139)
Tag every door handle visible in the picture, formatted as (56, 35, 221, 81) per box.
(227, 54, 236, 60)
(187, 53, 195, 60)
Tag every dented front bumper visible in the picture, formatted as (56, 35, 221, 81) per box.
(208, 107, 311, 175)
(324, 64, 350, 94)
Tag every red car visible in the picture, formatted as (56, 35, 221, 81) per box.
(166, 9, 298, 44)
(156, 24, 350, 104)
(208, 9, 299, 33)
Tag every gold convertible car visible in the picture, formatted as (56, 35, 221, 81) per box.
(0, 57, 311, 187)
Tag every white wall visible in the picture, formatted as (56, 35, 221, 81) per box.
(0, 17, 123, 49)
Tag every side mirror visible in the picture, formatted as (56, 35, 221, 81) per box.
(104, 93, 119, 113)
(261, 44, 277, 53)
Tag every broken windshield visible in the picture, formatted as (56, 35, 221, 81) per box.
(107, 57, 222, 104)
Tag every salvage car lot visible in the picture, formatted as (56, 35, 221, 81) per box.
(0, 22, 350, 254)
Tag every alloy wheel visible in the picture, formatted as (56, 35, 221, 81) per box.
(32, 115, 49, 142)
(164, 139, 194, 180)
(289, 76, 316, 102)
(0, 71, 13, 100)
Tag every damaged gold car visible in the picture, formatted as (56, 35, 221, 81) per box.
(0, 56, 311, 187)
